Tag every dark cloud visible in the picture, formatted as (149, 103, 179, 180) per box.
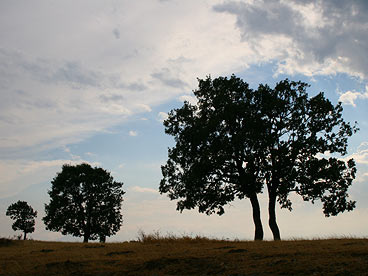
(0, 49, 25, 89)
(99, 94, 125, 103)
(214, 1, 296, 38)
(113, 28, 120, 39)
(113, 79, 147, 91)
(0, 49, 104, 88)
(214, 0, 368, 78)
(0, 89, 56, 112)
(0, 49, 148, 90)
(168, 56, 192, 65)
(151, 68, 188, 88)
(126, 82, 147, 91)
(51, 62, 102, 88)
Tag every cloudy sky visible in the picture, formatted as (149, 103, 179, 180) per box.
(1, 0, 367, 241)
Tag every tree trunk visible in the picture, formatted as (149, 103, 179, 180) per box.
(23, 231, 27, 240)
(268, 192, 281, 240)
(83, 234, 89, 243)
(249, 194, 264, 241)
(84, 216, 91, 243)
(83, 227, 90, 243)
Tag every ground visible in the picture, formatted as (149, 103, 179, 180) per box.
(0, 236, 367, 275)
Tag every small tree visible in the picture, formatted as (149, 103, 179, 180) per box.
(43, 163, 125, 242)
(6, 201, 37, 240)
(160, 75, 357, 240)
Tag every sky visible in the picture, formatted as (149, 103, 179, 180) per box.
(0, 0, 367, 242)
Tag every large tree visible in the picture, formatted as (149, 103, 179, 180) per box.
(160, 76, 268, 240)
(160, 75, 357, 240)
(256, 79, 357, 240)
(6, 200, 37, 240)
(43, 163, 125, 242)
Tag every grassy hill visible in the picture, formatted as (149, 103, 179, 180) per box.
(1, 234, 367, 276)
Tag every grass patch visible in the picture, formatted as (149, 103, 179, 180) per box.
(136, 229, 219, 243)
(0, 233, 367, 275)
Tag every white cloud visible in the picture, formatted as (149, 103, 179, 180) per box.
(339, 86, 368, 107)
(62, 146, 81, 160)
(179, 94, 198, 105)
(356, 172, 368, 183)
(345, 142, 368, 165)
(1, 0, 254, 155)
(129, 130, 138, 137)
(85, 152, 97, 157)
(130, 186, 158, 194)
(136, 104, 152, 113)
(0, 159, 99, 198)
(157, 112, 168, 122)
(12, 0, 364, 157)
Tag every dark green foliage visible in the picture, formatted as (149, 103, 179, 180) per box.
(160, 75, 357, 240)
(160, 75, 267, 240)
(256, 79, 357, 239)
(43, 163, 125, 242)
(256, 80, 357, 213)
(6, 200, 37, 240)
(161, 76, 264, 214)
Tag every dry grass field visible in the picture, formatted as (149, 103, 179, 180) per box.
(1, 233, 367, 276)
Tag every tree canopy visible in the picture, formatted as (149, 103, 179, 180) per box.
(6, 200, 37, 240)
(255, 79, 357, 240)
(43, 163, 125, 242)
(160, 75, 357, 240)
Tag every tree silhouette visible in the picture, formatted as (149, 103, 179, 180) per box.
(43, 163, 125, 242)
(256, 79, 357, 240)
(160, 76, 268, 240)
(160, 75, 357, 240)
(6, 200, 37, 240)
